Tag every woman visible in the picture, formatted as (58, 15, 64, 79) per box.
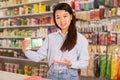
(22, 3, 89, 80)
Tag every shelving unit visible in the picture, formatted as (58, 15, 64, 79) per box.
(0, 0, 59, 77)
(0, 24, 55, 28)
(0, 12, 53, 19)
(76, 16, 120, 80)
(74, 0, 120, 80)
(0, 56, 47, 64)
(0, 0, 50, 9)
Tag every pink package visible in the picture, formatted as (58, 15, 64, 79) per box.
(24, 76, 41, 80)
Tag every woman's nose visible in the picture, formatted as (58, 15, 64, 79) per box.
(60, 17, 64, 22)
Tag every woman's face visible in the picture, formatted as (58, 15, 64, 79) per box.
(55, 10, 72, 33)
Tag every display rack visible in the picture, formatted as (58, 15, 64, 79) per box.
(0, 0, 59, 78)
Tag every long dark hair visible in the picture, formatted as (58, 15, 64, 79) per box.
(53, 3, 77, 52)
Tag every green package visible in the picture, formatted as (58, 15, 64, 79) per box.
(106, 54, 112, 79)
(100, 54, 107, 78)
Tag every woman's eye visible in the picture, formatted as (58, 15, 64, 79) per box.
(56, 17, 60, 19)
(64, 16, 67, 17)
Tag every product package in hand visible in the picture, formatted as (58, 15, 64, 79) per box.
(24, 76, 41, 80)
(24, 37, 31, 50)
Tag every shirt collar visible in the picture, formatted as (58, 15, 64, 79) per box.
(57, 30, 68, 39)
(58, 30, 68, 35)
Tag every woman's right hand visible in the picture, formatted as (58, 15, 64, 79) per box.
(21, 39, 30, 53)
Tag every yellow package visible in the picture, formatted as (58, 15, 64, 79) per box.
(111, 8, 117, 17)
(87, 45, 95, 77)
(105, 0, 109, 6)
(39, 2, 42, 13)
(111, 54, 118, 80)
(33, 4, 39, 13)
(41, 4, 46, 12)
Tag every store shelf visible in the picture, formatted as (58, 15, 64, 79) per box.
(110, 31, 120, 34)
(0, 36, 45, 39)
(0, 56, 47, 63)
(0, 11, 53, 19)
(80, 76, 109, 80)
(0, 0, 56, 78)
(75, 11, 120, 22)
(0, 24, 55, 29)
(0, 47, 21, 50)
(0, 37, 30, 39)
(0, 0, 50, 9)
(0, 46, 38, 50)
(0, 46, 41, 51)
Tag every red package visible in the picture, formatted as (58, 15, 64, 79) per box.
(24, 76, 41, 80)
(114, 0, 118, 7)
(107, 35, 112, 44)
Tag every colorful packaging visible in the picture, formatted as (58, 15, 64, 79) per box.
(24, 38, 31, 50)
(100, 46, 107, 78)
(117, 7, 120, 16)
(105, 0, 110, 6)
(74, 0, 80, 11)
(118, 0, 120, 6)
(117, 55, 120, 80)
(94, 46, 100, 77)
(87, 45, 95, 77)
(85, 1, 89, 11)
(94, 9, 100, 20)
(94, 54, 100, 77)
(111, 48, 118, 80)
(113, 0, 118, 7)
(99, 0, 105, 5)
(109, 0, 113, 8)
(94, 0, 99, 9)
(79, 1, 85, 11)
(111, 7, 117, 16)
(106, 54, 112, 79)
(99, 5, 105, 19)
(100, 54, 107, 78)
(33, 4, 39, 13)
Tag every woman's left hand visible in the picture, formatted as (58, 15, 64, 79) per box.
(53, 58, 72, 66)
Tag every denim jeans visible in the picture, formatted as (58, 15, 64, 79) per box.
(47, 67, 80, 80)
